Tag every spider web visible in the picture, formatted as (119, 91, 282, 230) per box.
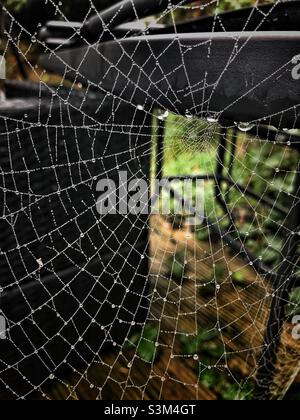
(0, 0, 300, 401)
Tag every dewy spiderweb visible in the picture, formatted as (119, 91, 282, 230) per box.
(0, 0, 300, 401)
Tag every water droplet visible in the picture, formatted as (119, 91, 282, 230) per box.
(207, 114, 219, 123)
(37, 258, 43, 269)
(137, 105, 144, 111)
(185, 110, 193, 119)
(235, 122, 255, 132)
(158, 110, 169, 121)
(193, 354, 199, 361)
(31, 36, 37, 43)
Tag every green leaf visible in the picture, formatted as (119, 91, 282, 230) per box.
(200, 370, 221, 389)
(180, 329, 219, 355)
(168, 251, 187, 280)
(196, 226, 210, 242)
(126, 325, 160, 363)
(231, 271, 246, 286)
(137, 340, 157, 363)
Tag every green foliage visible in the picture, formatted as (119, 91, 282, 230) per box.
(217, 0, 256, 12)
(220, 381, 254, 401)
(164, 114, 217, 176)
(3, 0, 28, 13)
(170, 251, 187, 281)
(200, 369, 254, 400)
(164, 114, 296, 271)
(231, 270, 247, 286)
(126, 325, 159, 364)
(179, 329, 219, 355)
(287, 288, 300, 318)
(246, 235, 281, 266)
(196, 224, 210, 242)
(200, 369, 220, 389)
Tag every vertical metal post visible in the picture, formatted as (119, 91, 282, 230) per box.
(215, 128, 227, 213)
(228, 128, 237, 178)
(153, 116, 165, 205)
(156, 118, 165, 182)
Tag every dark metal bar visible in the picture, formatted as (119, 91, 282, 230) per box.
(40, 32, 300, 129)
(151, 116, 165, 206)
(41, 2, 300, 47)
(228, 129, 238, 178)
(155, 118, 165, 182)
(250, 125, 300, 151)
(215, 128, 229, 215)
(82, 0, 195, 43)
